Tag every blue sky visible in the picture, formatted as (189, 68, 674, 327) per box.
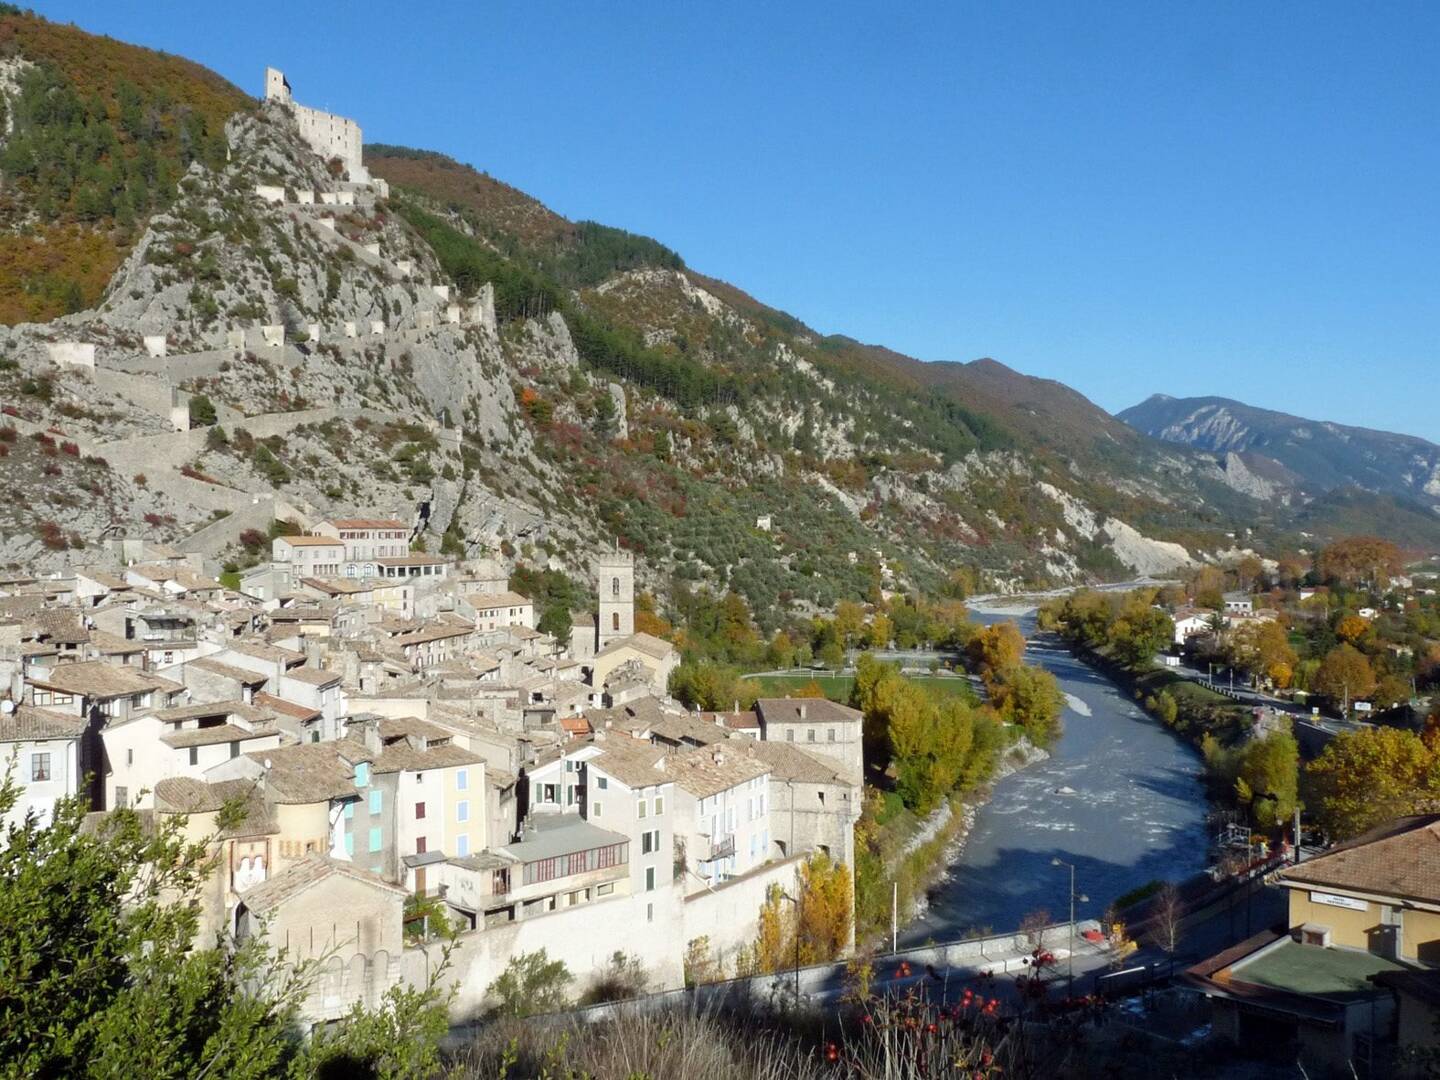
(38, 2, 1440, 439)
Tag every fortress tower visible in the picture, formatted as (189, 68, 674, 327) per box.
(596, 550, 634, 651)
(261, 66, 369, 183)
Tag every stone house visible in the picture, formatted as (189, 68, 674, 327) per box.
(754, 697, 864, 780)
(102, 700, 287, 810)
(0, 705, 86, 830)
(272, 535, 346, 578)
(660, 742, 771, 894)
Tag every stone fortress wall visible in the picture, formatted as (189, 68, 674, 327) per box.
(264, 67, 368, 183)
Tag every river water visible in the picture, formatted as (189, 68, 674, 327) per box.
(899, 610, 1210, 944)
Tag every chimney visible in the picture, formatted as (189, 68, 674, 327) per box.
(798, 703, 807, 721)
(713, 750, 725, 765)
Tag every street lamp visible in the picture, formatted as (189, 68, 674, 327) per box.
(1051, 857, 1089, 996)
(780, 890, 802, 1006)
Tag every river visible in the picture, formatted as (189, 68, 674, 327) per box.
(899, 609, 1210, 944)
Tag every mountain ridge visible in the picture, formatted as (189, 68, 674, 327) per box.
(1119, 393, 1440, 511)
(0, 10, 1433, 610)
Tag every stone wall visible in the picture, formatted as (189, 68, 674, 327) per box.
(682, 855, 804, 965)
(405, 884, 687, 1021)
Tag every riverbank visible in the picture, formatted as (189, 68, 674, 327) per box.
(901, 738, 1051, 931)
(900, 612, 1211, 943)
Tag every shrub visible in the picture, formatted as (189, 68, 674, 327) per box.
(485, 950, 571, 1019)
(187, 394, 217, 426)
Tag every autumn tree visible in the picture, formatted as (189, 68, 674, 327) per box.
(991, 663, 1064, 748)
(794, 851, 853, 963)
(1305, 726, 1440, 839)
(1234, 730, 1299, 828)
(1188, 565, 1228, 609)
(1316, 536, 1402, 590)
(834, 600, 866, 647)
(1334, 614, 1372, 646)
(969, 621, 1026, 687)
(1108, 605, 1174, 669)
(866, 612, 893, 650)
(1313, 643, 1377, 707)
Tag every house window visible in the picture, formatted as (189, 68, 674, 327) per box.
(597, 777, 608, 790)
(807, 728, 816, 743)
(641, 829, 660, 855)
(612, 612, 620, 632)
(188, 747, 199, 767)
(368, 827, 382, 853)
(458, 769, 470, 791)
(597, 883, 614, 896)
(638, 798, 647, 819)
(457, 801, 469, 822)
(230, 741, 241, 759)
(612, 577, 620, 597)
(456, 835, 469, 857)
(654, 795, 664, 816)
(344, 833, 355, 856)
(415, 802, 426, 820)
(355, 762, 370, 787)
(542, 784, 557, 803)
(828, 728, 836, 742)
(645, 866, 656, 892)
(592, 801, 601, 818)
(416, 836, 427, 854)
(786, 730, 794, 742)
(369, 790, 382, 814)
(114, 786, 128, 808)
(126, 748, 134, 766)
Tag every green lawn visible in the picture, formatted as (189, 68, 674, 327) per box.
(744, 671, 978, 705)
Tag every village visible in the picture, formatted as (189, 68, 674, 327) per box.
(0, 524, 865, 1022)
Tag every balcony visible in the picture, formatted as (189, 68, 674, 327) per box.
(697, 833, 735, 863)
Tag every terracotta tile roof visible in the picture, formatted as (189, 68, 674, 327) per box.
(660, 742, 770, 799)
(253, 693, 320, 721)
(275, 535, 346, 548)
(586, 733, 671, 789)
(372, 740, 482, 775)
(746, 740, 860, 785)
(29, 661, 180, 699)
(375, 554, 449, 567)
(161, 723, 282, 749)
(154, 778, 277, 838)
(283, 666, 341, 688)
(0, 706, 87, 741)
(755, 698, 863, 725)
(559, 715, 591, 737)
(226, 640, 305, 665)
(88, 631, 145, 655)
(240, 854, 406, 913)
(701, 709, 761, 730)
(187, 657, 270, 685)
(243, 739, 373, 803)
(154, 700, 269, 723)
(594, 631, 675, 661)
(1275, 815, 1440, 905)
(394, 625, 470, 647)
(468, 591, 531, 609)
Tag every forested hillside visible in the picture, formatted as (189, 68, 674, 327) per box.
(0, 6, 250, 322)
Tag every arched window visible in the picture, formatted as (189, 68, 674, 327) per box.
(611, 576, 620, 597)
(612, 612, 620, 631)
